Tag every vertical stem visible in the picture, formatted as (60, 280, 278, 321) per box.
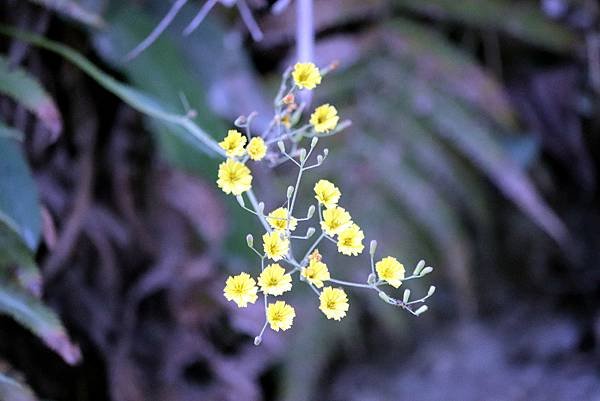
(296, 0, 314, 105)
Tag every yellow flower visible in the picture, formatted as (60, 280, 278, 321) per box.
(319, 287, 349, 320)
(262, 232, 289, 261)
(267, 207, 297, 232)
(314, 179, 341, 209)
(246, 137, 267, 161)
(310, 104, 339, 133)
(266, 301, 296, 331)
(375, 256, 405, 288)
(216, 158, 253, 195)
(223, 272, 258, 307)
(292, 62, 321, 90)
(258, 263, 292, 295)
(301, 258, 330, 288)
(219, 129, 247, 157)
(337, 224, 364, 256)
(321, 206, 352, 236)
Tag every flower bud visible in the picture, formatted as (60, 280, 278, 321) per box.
(307, 205, 315, 218)
(299, 148, 307, 162)
(317, 155, 323, 164)
(254, 336, 262, 346)
(257, 202, 265, 214)
(420, 266, 433, 276)
(306, 227, 316, 238)
(413, 260, 425, 275)
(427, 285, 436, 297)
(378, 291, 394, 305)
(246, 234, 254, 247)
(403, 289, 411, 304)
(414, 305, 428, 316)
(236, 195, 245, 207)
(234, 115, 246, 126)
(311, 137, 319, 148)
(277, 141, 285, 153)
(369, 240, 377, 256)
(367, 273, 377, 285)
(287, 186, 295, 199)
(323, 148, 329, 158)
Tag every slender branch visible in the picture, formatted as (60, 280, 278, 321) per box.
(125, 0, 189, 61)
(183, 0, 218, 36)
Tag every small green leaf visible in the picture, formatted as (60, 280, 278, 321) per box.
(0, 279, 81, 365)
(0, 220, 42, 297)
(0, 136, 42, 250)
(0, 55, 62, 139)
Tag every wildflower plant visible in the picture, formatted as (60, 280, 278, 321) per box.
(219, 62, 436, 345)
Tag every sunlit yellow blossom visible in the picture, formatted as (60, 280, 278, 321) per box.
(310, 104, 339, 133)
(258, 264, 292, 295)
(223, 272, 258, 307)
(292, 62, 321, 90)
(375, 256, 405, 288)
(319, 286, 349, 320)
(314, 179, 341, 209)
(267, 207, 297, 232)
(262, 232, 289, 261)
(219, 129, 247, 157)
(337, 224, 364, 256)
(246, 137, 267, 161)
(321, 206, 352, 236)
(216, 159, 252, 195)
(301, 257, 330, 288)
(267, 301, 296, 331)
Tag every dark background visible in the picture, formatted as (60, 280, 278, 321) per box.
(1, 0, 600, 400)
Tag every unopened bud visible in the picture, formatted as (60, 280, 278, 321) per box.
(414, 305, 428, 316)
(317, 155, 323, 164)
(310, 137, 319, 148)
(403, 289, 411, 303)
(234, 115, 246, 126)
(257, 202, 265, 214)
(367, 273, 377, 285)
(246, 234, 254, 247)
(420, 266, 433, 276)
(369, 240, 378, 256)
(299, 148, 307, 162)
(254, 336, 262, 346)
(306, 227, 316, 238)
(277, 141, 285, 153)
(378, 291, 394, 304)
(427, 285, 436, 297)
(287, 186, 295, 198)
(413, 260, 425, 275)
(307, 205, 315, 218)
(236, 195, 245, 207)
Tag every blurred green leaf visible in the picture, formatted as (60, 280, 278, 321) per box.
(0, 55, 62, 138)
(384, 18, 515, 127)
(0, 136, 41, 250)
(393, 0, 578, 52)
(0, 220, 42, 297)
(0, 279, 81, 365)
(26, 0, 104, 28)
(0, 372, 39, 401)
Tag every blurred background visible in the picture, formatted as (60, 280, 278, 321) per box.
(1, 0, 600, 400)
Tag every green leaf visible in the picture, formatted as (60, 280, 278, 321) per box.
(393, 0, 578, 52)
(0, 279, 81, 365)
(26, 0, 105, 28)
(0, 220, 42, 297)
(0, 372, 39, 401)
(0, 55, 62, 139)
(0, 136, 42, 250)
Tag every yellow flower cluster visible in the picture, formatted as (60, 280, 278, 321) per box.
(314, 179, 364, 256)
(219, 62, 434, 343)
